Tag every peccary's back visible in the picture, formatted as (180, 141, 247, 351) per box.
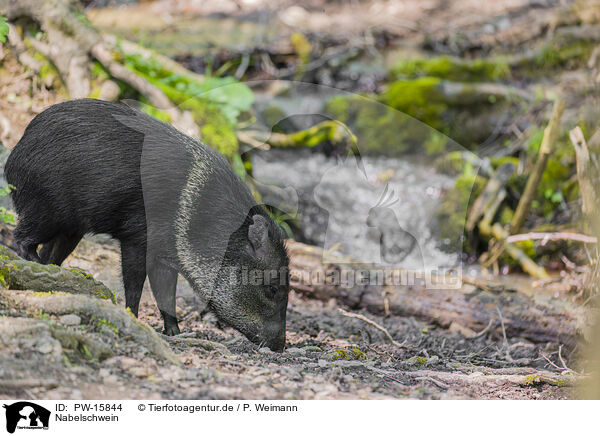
(5, 99, 190, 240)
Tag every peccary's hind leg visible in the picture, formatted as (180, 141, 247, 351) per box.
(120, 239, 147, 317)
(148, 260, 180, 336)
(39, 233, 83, 265)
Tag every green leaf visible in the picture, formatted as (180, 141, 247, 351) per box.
(0, 16, 9, 44)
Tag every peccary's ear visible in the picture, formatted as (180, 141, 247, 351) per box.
(248, 214, 269, 259)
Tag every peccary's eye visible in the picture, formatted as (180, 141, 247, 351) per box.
(265, 285, 278, 300)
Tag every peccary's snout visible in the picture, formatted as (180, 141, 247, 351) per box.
(262, 319, 286, 352)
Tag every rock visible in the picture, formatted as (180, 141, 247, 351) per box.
(37, 339, 57, 354)
(448, 321, 477, 338)
(0, 317, 63, 360)
(286, 347, 306, 357)
(426, 355, 440, 366)
(259, 347, 274, 354)
(129, 366, 154, 378)
(59, 314, 81, 326)
(302, 345, 322, 353)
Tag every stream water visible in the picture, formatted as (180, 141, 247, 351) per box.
(252, 149, 459, 271)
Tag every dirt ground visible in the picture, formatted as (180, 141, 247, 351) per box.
(0, 237, 576, 400)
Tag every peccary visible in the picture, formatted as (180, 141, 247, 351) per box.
(5, 99, 289, 351)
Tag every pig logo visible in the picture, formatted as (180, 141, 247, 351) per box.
(2, 402, 50, 433)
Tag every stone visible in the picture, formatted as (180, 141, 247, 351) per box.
(59, 314, 81, 326)
(286, 347, 306, 357)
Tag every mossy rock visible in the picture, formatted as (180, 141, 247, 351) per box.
(390, 55, 510, 82)
(380, 77, 447, 131)
(324, 94, 447, 155)
(326, 74, 522, 152)
(0, 249, 116, 303)
(517, 38, 595, 74)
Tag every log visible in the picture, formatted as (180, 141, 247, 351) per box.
(286, 240, 584, 346)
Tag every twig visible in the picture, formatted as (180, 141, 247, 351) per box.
(541, 353, 562, 371)
(415, 376, 450, 390)
(506, 232, 597, 244)
(558, 345, 578, 374)
(495, 306, 513, 363)
(338, 308, 406, 348)
(469, 318, 495, 339)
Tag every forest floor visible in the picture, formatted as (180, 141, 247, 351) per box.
(0, 237, 577, 400)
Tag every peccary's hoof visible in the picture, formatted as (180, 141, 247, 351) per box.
(162, 324, 181, 336)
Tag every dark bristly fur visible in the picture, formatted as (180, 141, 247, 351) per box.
(5, 99, 289, 351)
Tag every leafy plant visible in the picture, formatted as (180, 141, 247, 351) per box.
(0, 184, 15, 224)
(0, 15, 9, 44)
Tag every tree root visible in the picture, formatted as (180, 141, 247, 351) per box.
(0, 246, 116, 303)
(0, 290, 179, 364)
(405, 368, 581, 389)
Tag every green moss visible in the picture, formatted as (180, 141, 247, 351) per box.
(325, 94, 444, 155)
(125, 306, 136, 318)
(381, 77, 446, 130)
(490, 156, 520, 170)
(523, 374, 541, 385)
(533, 40, 593, 70)
(36, 310, 50, 320)
(331, 347, 367, 360)
(436, 173, 486, 252)
(405, 356, 428, 367)
(31, 291, 68, 297)
(435, 151, 477, 176)
(498, 206, 514, 226)
(290, 32, 312, 78)
(69, 268, 94, 280)
(80, 343, 92, 359)
(32, 52, 65, 93)
(391, 55, 510, 82)
(93, 317, 119, 335)
(0, 265, 9, 289)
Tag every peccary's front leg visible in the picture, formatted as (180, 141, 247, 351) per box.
(148, 260, 180, 336)
(39, 233, 83, 266)
(120, 239, 147, 317)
